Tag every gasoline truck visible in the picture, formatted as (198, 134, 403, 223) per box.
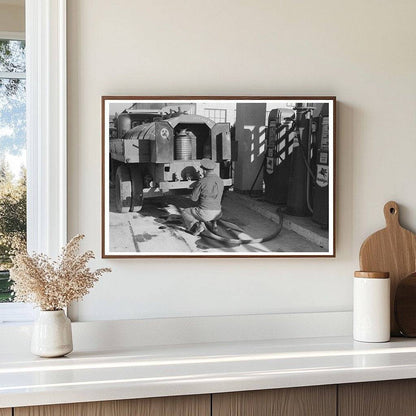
(109, 109, 235, 212)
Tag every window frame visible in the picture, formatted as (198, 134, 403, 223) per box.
(26, 0, 67, 257)
(0, 31, 24, 41)
(204, 108, 227, 123)
(0, 0, 67, 323)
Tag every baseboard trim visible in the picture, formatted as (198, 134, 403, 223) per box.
(0, 311, 352, 353)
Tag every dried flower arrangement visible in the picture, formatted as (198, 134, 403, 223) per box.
(10, 234, 111, 311)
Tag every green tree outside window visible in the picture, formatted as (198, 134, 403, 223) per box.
(0, 38, 27, 302)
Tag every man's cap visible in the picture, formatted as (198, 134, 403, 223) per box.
(200, 159, 216, 170)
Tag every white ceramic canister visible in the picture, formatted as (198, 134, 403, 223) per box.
(353, 271, 390, 343)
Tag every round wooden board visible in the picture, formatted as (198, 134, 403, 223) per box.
(395, 273, 416, 337)
(359, 201, 416, 336)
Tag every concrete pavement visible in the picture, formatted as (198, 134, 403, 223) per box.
(108, 189, 326, 254)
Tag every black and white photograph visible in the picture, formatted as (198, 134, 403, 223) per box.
(102, 97, 335, 257)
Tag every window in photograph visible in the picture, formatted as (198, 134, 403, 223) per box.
(204, 108, 227, 123)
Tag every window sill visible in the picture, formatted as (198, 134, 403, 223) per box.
(0, 303, 35, 324)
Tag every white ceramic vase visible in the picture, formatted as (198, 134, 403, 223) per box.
(31, 310, 73, 358)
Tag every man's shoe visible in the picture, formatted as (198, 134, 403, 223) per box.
(190, 222, 205, 236)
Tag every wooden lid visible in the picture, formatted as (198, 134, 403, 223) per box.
(354, 271, 390, 279)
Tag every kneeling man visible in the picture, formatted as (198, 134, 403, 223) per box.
(181, 158, 224, 235)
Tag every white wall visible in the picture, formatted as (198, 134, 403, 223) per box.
(67, 0, 416, 322)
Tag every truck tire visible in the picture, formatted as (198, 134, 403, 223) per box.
(115, 165, 131, 213)
(129, 165, 144, 212)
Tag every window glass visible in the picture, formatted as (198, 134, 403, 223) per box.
(0, 39, 26, 303)
(0, 40, 26, 73)
(204, 108, 227, 123)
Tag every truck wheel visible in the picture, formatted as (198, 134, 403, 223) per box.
(115, 165, 132, 213)
(130, 165, 144, 212)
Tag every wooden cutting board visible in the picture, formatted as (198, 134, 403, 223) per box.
(359, 201, 416, 336)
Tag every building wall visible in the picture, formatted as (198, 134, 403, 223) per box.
(234, 103, 266, 191)
(67, 0, 416, 322)
(0, 4, 24, 33)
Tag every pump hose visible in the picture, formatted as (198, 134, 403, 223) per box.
(299, 137, 316, 182)
(200, 211, 283, 246)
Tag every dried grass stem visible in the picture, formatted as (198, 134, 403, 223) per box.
(10, 234, 111, 310)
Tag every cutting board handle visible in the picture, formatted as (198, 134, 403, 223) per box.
(384, 201, 400, 228)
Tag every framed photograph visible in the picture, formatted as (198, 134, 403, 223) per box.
(102, 96, 335, 258)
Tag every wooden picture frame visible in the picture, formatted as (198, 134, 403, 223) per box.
(102, 96, 336, 258)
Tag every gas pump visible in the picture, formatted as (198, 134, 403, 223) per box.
(286, 104, 315, 217)
(264, 109, 295, 204)
(312, 114, 330, 228)
(264, 109, 283, 203)
(263, 103, 329, 224)
(265, 109, 280, 177)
